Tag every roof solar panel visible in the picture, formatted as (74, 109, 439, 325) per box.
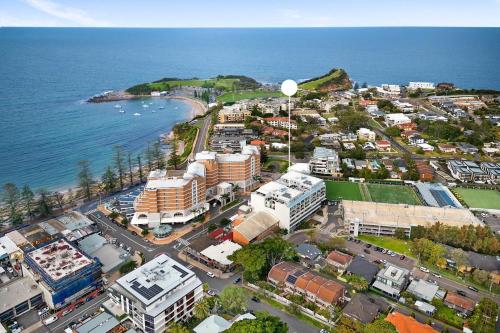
(173, 264, 188, 278)
(130, 281, 164, 300)
(286, 275, 297, 284)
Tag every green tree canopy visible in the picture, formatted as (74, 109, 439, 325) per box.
(219, 285, 247, 315)
(223, 311, 287, 333)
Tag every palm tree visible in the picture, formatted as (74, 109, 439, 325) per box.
(193, 298, 211, 320)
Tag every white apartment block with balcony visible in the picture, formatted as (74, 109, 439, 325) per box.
(250, 171, 325, 231)
(309, 147, 340, 176)
(408, 82, 435, 90)
(108, 254, 203, 333)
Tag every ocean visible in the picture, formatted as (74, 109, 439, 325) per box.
(0, 27, 499, 191)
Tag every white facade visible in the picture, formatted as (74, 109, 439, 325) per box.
(250, 171, 325, 231)
(384, 113, 411, 127)
(408, 82, 435, 90)
(108, 255, 203, 333)
(266, 117, 298, 130)
(356, 128, 376, 141)
(309, 147, 340, 176)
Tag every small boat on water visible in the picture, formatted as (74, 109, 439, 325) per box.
(142, 104, 149, 108)
(133, 113, 141, 116)
(152, 110, 157, 113)
(159, 106, 165, 109)
(119, 110, 125, 113)
(114, 104, 122, 109)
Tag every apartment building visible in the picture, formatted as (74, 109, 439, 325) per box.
(356, 128, 376, 141)
(195, 145, 261, 194)
(108, 254, 203, 333)
(250, 171, 325, 231)
(408, 82, 435, 90)
(218, 104, 251, 123)
(447, 160, 489, 183)
(480, 162, 500, 183)
(132, 166, 208, 227)
(265, 117, 298, 130)
(309, 147, 340, 176)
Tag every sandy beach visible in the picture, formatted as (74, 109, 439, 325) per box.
(167, 96, 207, 118)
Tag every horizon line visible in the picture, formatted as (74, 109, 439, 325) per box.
(1, 25, 500, 29)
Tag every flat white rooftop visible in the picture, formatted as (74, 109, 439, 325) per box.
(27, 239, 93, 281)
(0, 276, 42, 314)
(200, 240, 242, 266)
(116, 254, 196, 306)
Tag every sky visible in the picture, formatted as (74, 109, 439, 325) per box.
(1, 0, 500, 28)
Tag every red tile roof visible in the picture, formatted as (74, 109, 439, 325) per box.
(327, 251, 353, 266)
(267, 261, 301, 284)
(386, 312, 438, 333)
(444, 292, 476, 311)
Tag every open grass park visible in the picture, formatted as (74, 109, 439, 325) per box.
(453, 187, 500, 209)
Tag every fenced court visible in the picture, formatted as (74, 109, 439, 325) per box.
(365, 183, 422, 205)
(453, 187, 500, 209)
(325, 181, 363, 201)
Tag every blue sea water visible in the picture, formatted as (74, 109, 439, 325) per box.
(0, 27, 499, 190)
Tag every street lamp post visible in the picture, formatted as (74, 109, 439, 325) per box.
(280, 80, 298, 169)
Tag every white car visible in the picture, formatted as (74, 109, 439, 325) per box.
(38, 307, 49, 316)
(206, 272, 215, 278)
(7, 267, 14, 273)
(419, 266, 430, 273)
(432, 273, 442, 278)
(43, 316, 58, 325)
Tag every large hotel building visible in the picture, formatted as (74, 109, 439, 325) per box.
(195, 145, 261, 194)
(132, 146, 260, 227)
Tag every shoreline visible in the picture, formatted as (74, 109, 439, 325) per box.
(48, 95, 207, 194)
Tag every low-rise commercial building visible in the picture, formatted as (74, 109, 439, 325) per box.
(384, 113, 411, 127)
(231, 211, 279, 246)
(408, 82, 435, 90)
(23, 238, 102, 309)
(0, 276, 44, 322)
(342, 200, 482, 237)
(250, 171, 325, 231)
(108, 254, 203, 333)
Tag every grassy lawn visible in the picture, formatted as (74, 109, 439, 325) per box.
(368, 118, 384, 130)
(357, 235, 413, 256)
(216, 90, 283, 103)
(299, 69, 347, 91)
(263, 158, 289, 173)
(432, 300, 464, 328)
(242, 287, 330, 330)
(453, 187, 500, 209)
(366, 184, 422, 205)
(325, 181, 363, 201)
(149, 77, 239, 91)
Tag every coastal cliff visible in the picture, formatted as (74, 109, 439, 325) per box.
(298, 68, 352, 92)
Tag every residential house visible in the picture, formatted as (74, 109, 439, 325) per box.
(296, 243, 322, 261)
(309, 147, 341, 176)
(444, 292, 476, 316)
(415, 161, 434, 182)
(385, 113, 411, 127)
(371, 264, 410, 298)
(417, 143, 435, 152)
(406, 279, 439, 302)
(408, 134, 425, 146)
(437, 143, 457, 154)
(375, 140, 391, 152)
(343, 294, 388, 324)
(266, 117, 297, 130)
(456, 142, 479, 154)
(326, 251, 353, 274)
(447, 160, 489, 183)
(267, 262, 346, 307)
(357, 128, 376, 141)
(397, 122, 417, 131)
(385, 312, 439, 333)
(401, 130, 419, 139)
(345, 256, 380, 283)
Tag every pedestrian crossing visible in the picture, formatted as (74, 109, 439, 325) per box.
(85, 208, 98, 215)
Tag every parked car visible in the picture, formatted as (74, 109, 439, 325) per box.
(206, 272, 215, 278)
(365, 244, 372, 248)
(457, 290, 467, 297)
(207, 289, 216, 296)
(432, 273, 442, 278)
(251, 296, 260, 303)
(234, 277, 242, 284)
(363, 249, 371, 254)
(419, 266, 430, 273)
(381, 249, 387, 254)
(468, 286, 479, 292)
(43, 316, 58, 325)
(373, 259, 382, 264)
(38, 307, 49, 316)
(400, 255, 406, 260)
(6, 267, 14, 273)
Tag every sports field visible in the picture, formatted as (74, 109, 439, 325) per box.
(325, 181, 363, 201)
(453, 188, 500, 209)
(365, 183, 422, 205)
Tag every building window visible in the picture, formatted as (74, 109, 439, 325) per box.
(15, 301, 29, 315)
